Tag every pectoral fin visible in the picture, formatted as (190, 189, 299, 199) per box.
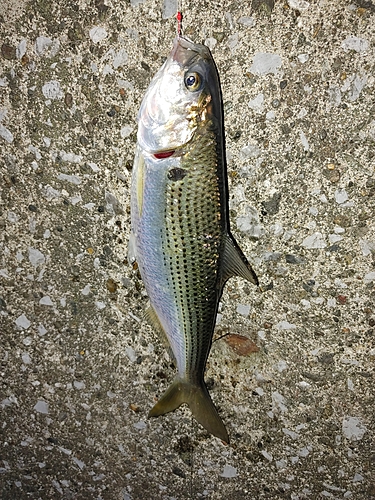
(148, 378, 229, 443)
(220, 233, 258, 287)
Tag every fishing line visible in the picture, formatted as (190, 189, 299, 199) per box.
(176, 0, 183, 33)
(176, 10, 183, 37)
(190, 415, 194, 499)
(174, 8, 196, 496)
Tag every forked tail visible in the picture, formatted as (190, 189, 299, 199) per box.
(148, 378, 229, 443)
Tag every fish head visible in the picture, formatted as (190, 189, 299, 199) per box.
(137, 36, 221, 155)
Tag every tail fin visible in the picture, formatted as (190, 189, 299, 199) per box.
(148, 378, 229, 443)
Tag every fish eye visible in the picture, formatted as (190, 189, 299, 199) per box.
(184, 72, 202, 92)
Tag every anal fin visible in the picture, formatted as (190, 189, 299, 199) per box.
(220, 233, 258, 287)
(145, 302, 176, 365)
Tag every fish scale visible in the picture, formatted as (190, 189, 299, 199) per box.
(163, 129, 221, 378)
(129, 36, 258, 442)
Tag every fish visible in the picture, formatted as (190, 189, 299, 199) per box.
(129, 35, 258, 443)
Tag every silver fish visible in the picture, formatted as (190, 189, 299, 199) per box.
(129, 36, 258, 443)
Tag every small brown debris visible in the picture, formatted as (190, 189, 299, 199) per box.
(64, 92, 73, 108)
(337, 295, 347, 305)
(21, 54, 30, 66)
(1, 43, 16, 60)
(224, 334, 259, 356)
(323, 168, 341, 183)
(106, 278, 118, 293)
(129, 403, 140, 412)
(334, 215, 351, 227)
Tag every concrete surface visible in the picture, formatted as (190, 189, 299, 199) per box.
(0, 0, 374, 498)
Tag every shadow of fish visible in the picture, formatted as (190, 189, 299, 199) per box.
(129, 36, 258, 443)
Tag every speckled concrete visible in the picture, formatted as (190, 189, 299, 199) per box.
(0, 0, 374, 499)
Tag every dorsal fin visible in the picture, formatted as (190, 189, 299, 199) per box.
(219, 233, 259, 288)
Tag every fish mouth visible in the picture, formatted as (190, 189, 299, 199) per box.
(171, 36, 211, 67)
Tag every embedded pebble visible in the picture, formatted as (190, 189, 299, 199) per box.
(261, 450, 273, 461)
(113, 49, 128, 68)
(236, 206, 264, 238)
(297, 53, 309, 63)
(248, 93, 264, 113)
(126, 346, 137, 362)
(341, 36, 369, 53)
(34, 401, 49, 414)
(7, 211, 18, 223)
(221, 465, 237, 478)
(329, 234, 342, 244)
(238, 16, 255, 27)
(133, 420, 147, 430)
(105, 192, 124, 215)
(0, 124, 14, 143)
(342, 416, 366, 441)
(81, 284, 91, 296)
(42, 80, 64, 100)
(288, 0, 310, 10)
(120, 125, 133, 138)
(301, 232, 327, 249)
(72, 457, 85, 470)
(42, 185, 61, 200)
(341, 73, 368, 101)
(227, 33, 239, 50)
(162, 0, 177, 19)
(89, 26, 108, 43)
(16, 39, 27, 59)
(38, 325, 47, 336)
(250, 52, 282, 75)
(59, 151, 82, 163)
(22, 353, 31, 364)
(327, 85, 341, 107)
(28, 248, 45, 267)
(299, 131, 310, 151)
(275, 321, 296, 330)
(272, 391, 288, 413)
(335, 189, 348, 204)
(39, 296, 53, 306)
(240, 144, 261, 158)
(283, 428, 299, 440)
(352, 473, 364, 483)
(236, 304, 250, 316)
(35, 36, 52, 56)
(204, 37, 217, 50)
(364, 271, 375, 284)
(57, 173, 82, 185)
(360, 239, 375, 256)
